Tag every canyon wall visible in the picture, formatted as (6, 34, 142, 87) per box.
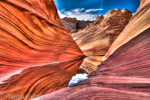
(0, 0, 84, 99)
(0, 0, 149, 100)
(71, 8, 132, 73)
(72, 8, 132, 56)
(33, 0, 150, 99)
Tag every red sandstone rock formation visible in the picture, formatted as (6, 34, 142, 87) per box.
(0, 0, 84, 99)
(103, 0, 150, 60)
(90, 15, 104, 26)
(80, 56, 103, 73)
(72, 8, 132, 56)
(71, 8, 132, 73)
(33, 0, 150, 99)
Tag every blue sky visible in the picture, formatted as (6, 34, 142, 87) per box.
(68, 74, 88, 86)
(54, 0, 140, 20)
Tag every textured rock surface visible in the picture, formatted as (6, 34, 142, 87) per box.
(72, 9, 132, 73)
(61, 17, 78, 32)
(32, 0, 150, 100)
(90, 15, 104, 26)
(103, 0, 150, 60)
(72, 9, 132, 56)
(0, 0, 84, 99)
(80, 56, 103, 73)
(33, 28, 150, 100)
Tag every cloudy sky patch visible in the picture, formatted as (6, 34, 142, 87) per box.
(54, 0, 140, 20)
(58, 8, 103, 20)
(68, 73, 89, 86)
(85, 8, 103, 13)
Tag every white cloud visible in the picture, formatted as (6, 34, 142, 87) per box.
(72, 8, 85, 14)
(68, 73, 88, 86)
(85, 8, 103, 13)
(58, 10, 67, 18)
(58, 8, 103, 20)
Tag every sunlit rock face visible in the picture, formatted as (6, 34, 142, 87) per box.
(80, 56, 104, 73)
(0, 0, 84, 99)
(103, 0, 150, 60)
(32, 0, 150, 100)
(90, 15, 104, 26)
(72, 8, 132, 56)
(71, 8, 132, 73)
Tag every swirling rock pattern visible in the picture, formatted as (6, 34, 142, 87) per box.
(0, 0, 84, 99)
(40, 27, 150, 100)
(71, 8, 132, 73)
(33, 0, 150, 100)
(72, 8, 132, 56)
(103, 0, 150, 60)
(80, 56, 103, 73)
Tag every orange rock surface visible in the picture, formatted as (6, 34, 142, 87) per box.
(72, 8, 132, 56)
(33, 0, 150, 100)
(103, 0, 150, 60)
(0, 0, 84, 99)
(71, 8, 132, 73)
